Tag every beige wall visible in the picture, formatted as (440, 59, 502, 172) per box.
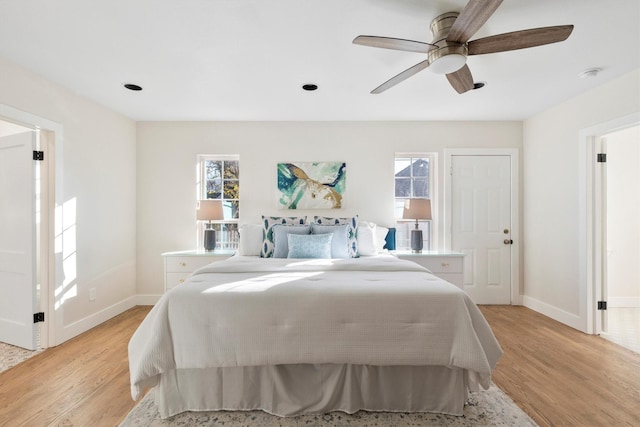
(523, 69, 640, 332)
(136, 121, 523, 296)
(0, 57, 137, 344)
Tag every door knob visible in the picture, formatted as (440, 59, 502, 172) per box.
(503, 239, 513, 245)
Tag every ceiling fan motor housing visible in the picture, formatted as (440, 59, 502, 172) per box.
(430, 12, 460, 42)
(428, 12, 467, 74)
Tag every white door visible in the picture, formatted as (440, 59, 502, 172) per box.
(0, 130, 38, 350)
(451, 155, 512, 304)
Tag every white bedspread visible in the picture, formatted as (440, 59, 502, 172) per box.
(129, 254, 502, 400)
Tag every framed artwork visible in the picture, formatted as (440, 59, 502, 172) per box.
(277, 162, 346, 209)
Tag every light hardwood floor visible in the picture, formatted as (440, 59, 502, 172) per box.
(0, 305, 638, 426)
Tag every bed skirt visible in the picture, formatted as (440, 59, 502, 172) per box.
(154, 364, 469, 418)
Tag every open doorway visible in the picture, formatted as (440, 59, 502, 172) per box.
(0, 118, 45, 368)
(600, 125, 640, 353)
(0, 104, 62, 359)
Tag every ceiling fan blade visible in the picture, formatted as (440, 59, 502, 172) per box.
(446, 65, 474, 94)
(353, 35, 434, 53)
(447, 0, 503, 43)
(371, 59, 431, 94)
(468, 25, 574, 55)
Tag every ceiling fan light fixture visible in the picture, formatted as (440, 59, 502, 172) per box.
(429, 53, 467, 74)
(427, 44, 468, 75)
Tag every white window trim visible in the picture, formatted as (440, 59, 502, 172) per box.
(394, 152, 438, 251)
(196, 154, 240, 250)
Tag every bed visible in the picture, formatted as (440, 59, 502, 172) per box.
(128, 229, 503, 419)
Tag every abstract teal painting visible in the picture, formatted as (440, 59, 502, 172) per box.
(277, 162, 346, 209)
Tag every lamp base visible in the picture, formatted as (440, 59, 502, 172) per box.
(203, 229, 217, 251)
(410, 229, 423, 253)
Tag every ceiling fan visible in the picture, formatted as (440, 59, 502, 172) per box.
(353, 0, 573, 94)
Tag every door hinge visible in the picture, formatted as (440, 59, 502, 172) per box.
(597, 153, 606, 163)
(33, 312, 45, 323)
(33, 150, 44, 161)
(597, 301, 607, 310)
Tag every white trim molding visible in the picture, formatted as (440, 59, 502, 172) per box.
(59, 296, 136, 343)
(523, 295, 583, 331)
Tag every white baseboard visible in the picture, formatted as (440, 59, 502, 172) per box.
(53, 294, 161, 346)
(523, 295, 586, 332)
(135, 294, 162, 305)
(608, 297, 640, 308)
(58, 296, 137, 345)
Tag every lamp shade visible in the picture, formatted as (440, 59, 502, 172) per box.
(402, 199, 432, 221)
(196, 200, 223, 221)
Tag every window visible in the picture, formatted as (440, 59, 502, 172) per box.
(198, 155, 240, 249)
(394, 154, 436, 251)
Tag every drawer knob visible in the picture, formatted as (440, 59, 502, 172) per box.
(179, 262, 186, 267)
(441, 262, 449, 267)
(179, 279, 184, 283)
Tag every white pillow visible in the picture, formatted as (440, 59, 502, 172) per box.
(357, 221, 378, 256)
(238, 223, 263, 256)
(375, 225, 389, 252)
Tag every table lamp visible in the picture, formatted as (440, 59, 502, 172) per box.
(196, 200, 223, 251)
(402, 198, 432, 253)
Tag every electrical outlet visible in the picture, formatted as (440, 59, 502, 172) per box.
(89, 288, 96, 301)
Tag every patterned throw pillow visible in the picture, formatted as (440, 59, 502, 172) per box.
(313, 215, 359, 257)
(260, 216, 307, 257)
(287, 233, 333, 259)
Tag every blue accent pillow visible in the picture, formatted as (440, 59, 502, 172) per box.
(272, 225, 311, 258)
(311, 223, 350, 258)
(287, 233, 333, 259)
(313, 215, 359, 257)
(384, 227, 396, 251)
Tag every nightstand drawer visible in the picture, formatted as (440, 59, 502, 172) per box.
(163, 250, 235, 294)
(418, 257, 463, 274)
(166, 256, 215, 273)
(166, 272, 191, 290)
(395, 251, 465, 290)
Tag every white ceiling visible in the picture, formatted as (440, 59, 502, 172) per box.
(0, 0, 638, 121)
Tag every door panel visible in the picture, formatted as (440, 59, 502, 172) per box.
(0, 131, 37, 350)
(452, 155, 511, 304)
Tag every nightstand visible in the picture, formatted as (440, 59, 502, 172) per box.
(395, 251, 465, 289)
(162, 250, 235, 293)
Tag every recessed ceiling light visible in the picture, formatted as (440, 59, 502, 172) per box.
(473, 81, 486, 90)
(578, 68, 602, 79)
(124, 83, 143, 91)
(302, 83, 318, 91)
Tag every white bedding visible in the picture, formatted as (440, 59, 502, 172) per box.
(129, 254, 502, 406)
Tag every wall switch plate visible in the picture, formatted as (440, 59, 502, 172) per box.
(89, 288, 96, 301)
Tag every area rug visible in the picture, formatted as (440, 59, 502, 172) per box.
(120, 384, 536, 426)
(0, 342, 43, 374)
